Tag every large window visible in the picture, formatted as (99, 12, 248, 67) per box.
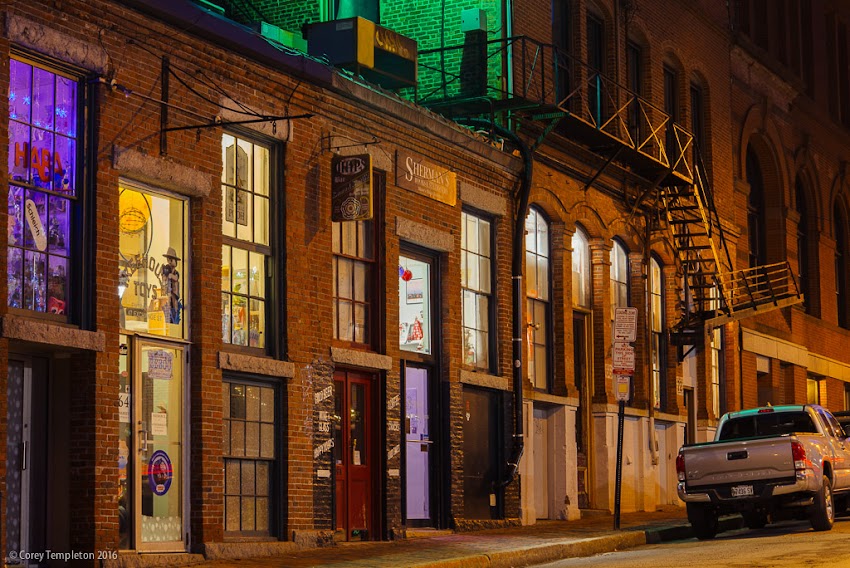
(223, 380, 279, 536)
(461, 211, 494, 370)
(746, 146, 767, 268)
(709, 287, 724, 417)
(626, 41, 643, 144)
(119, 184, 188, 339)
(796, 176, 811, 312)
(221, 133, 273, 349)
(650, 257, 665, 410)
(572, 226, 591, 308)
(835, 200, 849, 329)
(610, 239, 629, 320)
(663, 65, 679, 160)
(586, 12, 605, 124)
(334, 174, 379, 346)
(526, 207, 551, 390)
(8, 58, 80, 320)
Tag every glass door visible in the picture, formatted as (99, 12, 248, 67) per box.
(134, 339, 185, 551)
(404, 365, 431, 524)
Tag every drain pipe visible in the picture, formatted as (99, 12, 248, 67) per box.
(456, 118, 533, 487)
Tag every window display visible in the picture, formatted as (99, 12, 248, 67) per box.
(118, 185, 187, 339)
(8, 59, 77, 316)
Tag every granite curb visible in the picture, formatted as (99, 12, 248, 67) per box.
(401, 517, 746, 568)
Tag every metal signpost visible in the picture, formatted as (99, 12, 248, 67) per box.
(612, 307, 637, 530)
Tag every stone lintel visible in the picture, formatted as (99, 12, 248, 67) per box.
(218, 351, 296, 378)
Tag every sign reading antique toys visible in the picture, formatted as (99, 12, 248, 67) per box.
(331, 154, 373, 222)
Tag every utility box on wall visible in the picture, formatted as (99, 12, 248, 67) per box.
(305, 17, 418, 90)
(461, 9, 487, 33)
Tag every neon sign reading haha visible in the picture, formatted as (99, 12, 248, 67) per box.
(13, 142, 67, 186)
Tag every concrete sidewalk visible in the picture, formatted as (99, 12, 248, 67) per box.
(199, 507, 742, 568)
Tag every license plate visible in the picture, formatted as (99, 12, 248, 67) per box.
(731, 484, 754, 497)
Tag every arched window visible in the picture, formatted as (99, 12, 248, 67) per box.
(795, 176, 811, 312)
(835, 200, 849, 328)
(650, 256, 665, 410)
(610, 239, 629, 319)
(526, 207, 551, 390)
(746, 146, 767, 268)
(572, 226, 591, 308)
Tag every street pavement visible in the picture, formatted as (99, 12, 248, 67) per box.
(200, 506, 742, 567)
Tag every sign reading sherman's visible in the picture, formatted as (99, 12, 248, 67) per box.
(396, 150, 457, 206)
(332, 154, 373, 222)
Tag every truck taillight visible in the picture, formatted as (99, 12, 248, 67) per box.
(791, 441, 807, 470)
(676, 452, 686, 482)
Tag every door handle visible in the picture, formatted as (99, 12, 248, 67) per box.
(21, 441, 28, 471)
(139, 428, 149, 453)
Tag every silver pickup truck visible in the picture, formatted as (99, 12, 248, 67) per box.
(676, 404, 850, 539)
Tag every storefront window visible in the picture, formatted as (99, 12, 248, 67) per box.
(118, 184, 187, 339)
(8, 58, 78, 317)
(399, 256, 431, 355)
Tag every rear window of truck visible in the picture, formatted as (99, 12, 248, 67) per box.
(717, 411, 818, 440)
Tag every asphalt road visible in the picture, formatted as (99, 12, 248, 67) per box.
(535, 517, 850, 568)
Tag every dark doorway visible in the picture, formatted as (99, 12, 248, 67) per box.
(573, 313, 591, 509)
(462, 386, 502, 519)
(6, 357, 49, 563)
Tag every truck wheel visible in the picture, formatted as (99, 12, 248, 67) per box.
(810, 474, 835, 531)
(742, 512, 767, 529)
(687, 503, 718, 540)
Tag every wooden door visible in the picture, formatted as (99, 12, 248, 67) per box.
(334, 370, 375, 540)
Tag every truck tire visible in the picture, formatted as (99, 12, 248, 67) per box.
(687, 503, 718, 540)
(810, 474, 835, 531)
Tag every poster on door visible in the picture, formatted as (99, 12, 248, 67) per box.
(147, 450, 173, 496)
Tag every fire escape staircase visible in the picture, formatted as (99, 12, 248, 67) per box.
(662, 152, 803, 346)
(413, 35, 803, 344)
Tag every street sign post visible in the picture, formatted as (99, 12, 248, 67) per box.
(613, 307, 638, 342)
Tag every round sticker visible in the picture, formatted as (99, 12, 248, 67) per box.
(147, 450, 173, 496)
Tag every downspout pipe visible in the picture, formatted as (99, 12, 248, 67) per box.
(456, 118, 533, 487)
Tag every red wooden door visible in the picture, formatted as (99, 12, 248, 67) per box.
(334, 370, 374, 540)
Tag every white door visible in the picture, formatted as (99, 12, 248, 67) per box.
(533, 407, 549, 519)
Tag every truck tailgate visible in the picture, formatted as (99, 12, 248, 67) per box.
(684, 437, 795, 489)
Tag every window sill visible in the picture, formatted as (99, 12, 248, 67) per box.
(460, 369, 510, 391)
(0, 314, 105, 352)
(218, 350, 295, 378)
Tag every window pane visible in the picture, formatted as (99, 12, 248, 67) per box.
(232, 295, 248, 346)
(341, 221, 356, 256)
(222, 293, 231, 344)
(479, 257, 491, 294)
(249, 299, 264, 348)
(338, 301, 353, 341)
(256, 497, 269, 531)
(354, 304, 367, 344)
(254, 195, 269, 246)
(353, 262, 367, 302)
(246, 386, 260, 421)
(337, 258, 353, 299)
(225, 497, 240, 532)
(254, 145, 269, 196)
(466, 215, 479, 253)
(221, 245, 231, 292)
(236, 138, 253, 190)
(463, 290, 476, 328)
(479, 219, 491, 256)
(477, 294, 489, 330)
(226, 460, 240, 493)
(526, 251, 538, 297)
(236, 190, 252, 241)
(249, 252, 265, 297)
(260, 387, 274, 422)
(230, 421, 245, 456)
(260, 423, 275, 458)
(232, 248, 248, 294)
(245, 422, 260, 457)
(537, 256, 549, 301)
(467, 248, 480, 290)
(357, 220, 374, 260)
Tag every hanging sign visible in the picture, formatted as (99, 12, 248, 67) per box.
(147, 349, 173, 380)
(613, 307, 638, 343)
(331, 154, 373, 222)
(25, 199, 47, 251)
(396, 149, 457, 206)
(147, 450, 173, 496)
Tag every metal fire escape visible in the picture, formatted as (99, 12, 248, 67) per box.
(413, 35, 803, 341)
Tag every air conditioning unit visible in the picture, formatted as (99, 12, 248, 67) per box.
(305, 17, 417, 90)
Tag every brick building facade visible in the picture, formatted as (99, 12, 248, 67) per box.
(2, 0, 850, 565)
